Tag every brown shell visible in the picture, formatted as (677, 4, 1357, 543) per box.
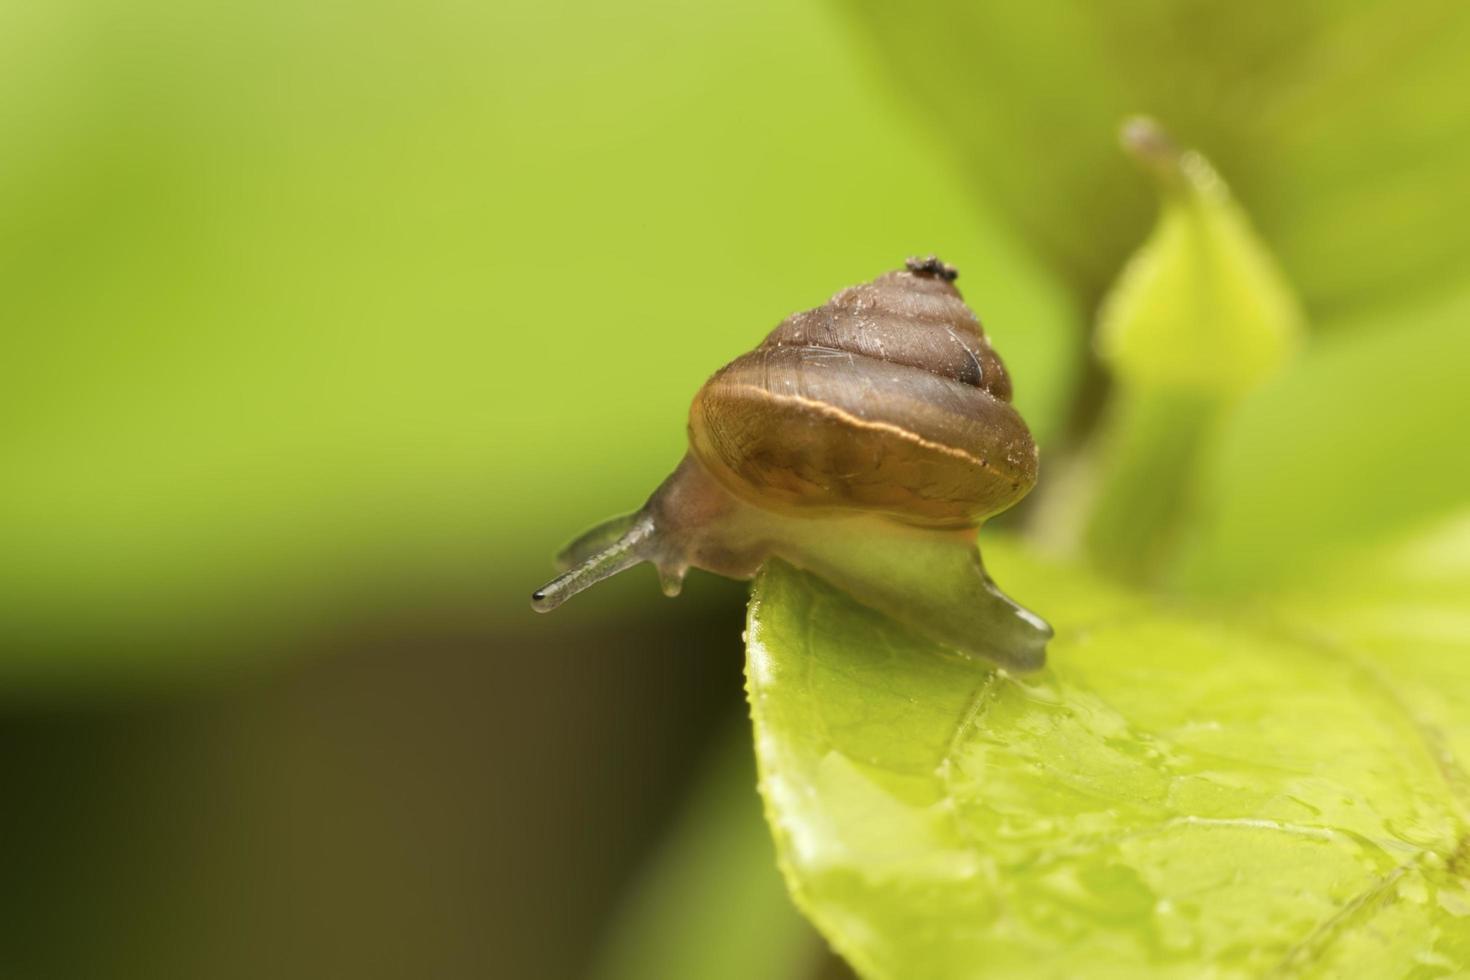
(688, 262, 1038, 528)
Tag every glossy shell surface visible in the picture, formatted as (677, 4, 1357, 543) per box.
(688, 266, 1038, 528)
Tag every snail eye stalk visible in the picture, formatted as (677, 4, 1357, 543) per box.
(530, 515, 657, 613)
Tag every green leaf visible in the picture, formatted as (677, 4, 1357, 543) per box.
(1081, 122, 1304, 583)
(746, 534, 1470, 978)
(840, 0, 1470, 322)
(1096, 119, 1302, 398)
(1183, 285, 1470, 593)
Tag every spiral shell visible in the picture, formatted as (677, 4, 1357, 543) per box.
(688, 258, 1038, 528)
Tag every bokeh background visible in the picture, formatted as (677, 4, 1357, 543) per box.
(4, 0, 1467, 977)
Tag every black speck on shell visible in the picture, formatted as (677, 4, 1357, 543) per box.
(904, 255, 959, 281)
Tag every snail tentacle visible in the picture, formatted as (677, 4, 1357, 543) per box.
(555, 511, 644, 569)
(531, 514, 658, 613)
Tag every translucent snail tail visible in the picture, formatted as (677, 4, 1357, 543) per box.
(531, 513, 660, 613)
(767, 519, 1052, 672)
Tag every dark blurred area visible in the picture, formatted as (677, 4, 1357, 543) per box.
(0, 578, 751, 978)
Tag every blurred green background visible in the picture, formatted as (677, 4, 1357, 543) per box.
(1, 0, 1066, 976)
(3, 0, 1467, 976)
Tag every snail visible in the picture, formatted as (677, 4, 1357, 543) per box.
(532, 257, 1052, 671)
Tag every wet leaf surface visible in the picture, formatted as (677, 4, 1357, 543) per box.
(746, 528, 1470, 978)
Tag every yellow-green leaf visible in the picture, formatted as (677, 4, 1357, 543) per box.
(1096, 119, 1303, 397)
(746, 535, 1470, 978)
(1082, 123, 1303, 583)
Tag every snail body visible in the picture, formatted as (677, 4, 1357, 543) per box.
(533, 258, 1051, 671)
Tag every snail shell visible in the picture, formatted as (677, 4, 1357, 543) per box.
(690, 259, 1035, 527)
(533, 257, 1051, 671)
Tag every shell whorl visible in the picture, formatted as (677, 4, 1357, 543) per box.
(688, 259, 1039, 529)
(758, 258, 1013, 401)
